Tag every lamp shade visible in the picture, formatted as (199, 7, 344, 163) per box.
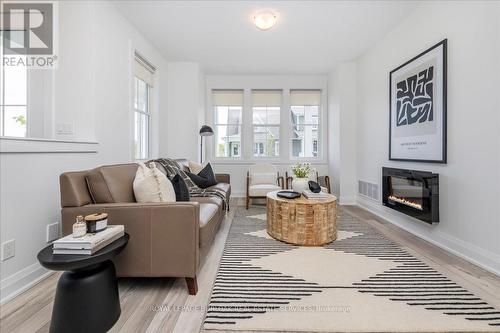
(199, 125, 214, 136)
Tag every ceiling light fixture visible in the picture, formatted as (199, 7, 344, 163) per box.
(253, 11, 277, 31)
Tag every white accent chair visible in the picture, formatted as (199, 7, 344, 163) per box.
(246, 163, 284, 209)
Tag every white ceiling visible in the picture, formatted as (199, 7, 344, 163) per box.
(114, 1, 419, 74)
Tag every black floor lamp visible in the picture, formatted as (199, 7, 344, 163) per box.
(199, 125, 214, 163)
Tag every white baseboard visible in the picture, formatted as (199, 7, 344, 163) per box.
(356, 195, 500, 276)
(0, 262, 51, 304)
(339, 195, 357, 205)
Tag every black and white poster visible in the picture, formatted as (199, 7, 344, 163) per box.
(389, 39, 447, 163)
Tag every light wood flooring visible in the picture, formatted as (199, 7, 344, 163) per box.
(1, 203, 499, 333)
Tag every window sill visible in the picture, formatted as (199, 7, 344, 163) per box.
(0, 137, 99, 153)
(210, 158, 327, 166)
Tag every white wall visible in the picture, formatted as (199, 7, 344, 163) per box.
(0, 0, 168, 302)
(205, 75, 329, 196)
(161, 62, 205, 161)
(355, 1, 500, 274)
(328, 63, 357, 204)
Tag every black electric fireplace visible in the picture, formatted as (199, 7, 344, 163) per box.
(382, 167, 439, 224)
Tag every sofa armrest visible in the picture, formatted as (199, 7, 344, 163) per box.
(61, 202, 200, 277)
(215, 173, 230, 184)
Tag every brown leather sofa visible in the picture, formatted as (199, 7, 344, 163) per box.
(59, 159, 230, 295)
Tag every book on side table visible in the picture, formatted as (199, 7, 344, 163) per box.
(302, 190, 330, 199)
(53, 225, 125, 255)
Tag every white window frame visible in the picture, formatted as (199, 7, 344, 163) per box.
(133, 51, 155, 161)
(0, 59, 29, 138)
(133, 76, 151, 160)
(212, 90, 244, 160)
(288, 101, 325, 161)
(251, 106, 281, 159)
(206, 76, 327, 164)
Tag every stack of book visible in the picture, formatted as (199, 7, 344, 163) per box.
(302, 189, 331, 199)
(53, 225, 125, 255)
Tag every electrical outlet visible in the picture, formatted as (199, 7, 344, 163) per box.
(1, 239, 15, 261)
(47, 222, 60, 242)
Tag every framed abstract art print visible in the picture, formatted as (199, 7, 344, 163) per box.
(389, 39, 447, 163)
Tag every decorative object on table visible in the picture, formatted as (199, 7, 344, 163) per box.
(133, 162, 176, 203)
(199, 125, 214, 163)
(84, 212, 108, 233)
(267, 190, 337, 246)
(389, 39, 447, 163)
(53, 224, 124, 255)
(72, 215, 87, 238)
(276, 190, 301, 199)
(246, 163, 284, 209)
(308, 180, 321, 193)
(290, 162, 312, 193)
(302, 189, 331, 199)
(38, 233, 128, 333)
(186, 163, 218, 189)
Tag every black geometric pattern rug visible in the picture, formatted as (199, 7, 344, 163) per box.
(203, 206, 500, 332)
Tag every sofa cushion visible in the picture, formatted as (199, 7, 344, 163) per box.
(170, 174, 190, 201)
(187, 163, 218, 189)
(207, 182, 231, 197)
(86, 164, 138, 203)
(191, 196, 223, 207)
(133, 162, 176, 203)
(249, 184, 281, 197)
(199, 203, 221, 248)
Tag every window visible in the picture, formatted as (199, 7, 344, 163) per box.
(213, 90, 243, 158)
(133, 53, 155, 160)
(252, 90, 281, 157)
(290, 90, 321, 158)
(1, 60, 28, 137)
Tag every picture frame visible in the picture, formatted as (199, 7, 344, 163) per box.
(389, 39, 447, 163)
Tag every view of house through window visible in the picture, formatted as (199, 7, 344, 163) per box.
(252, 90, 281, 157)
(211, 88, 322, 160)
(213, 90, 243, 158)
(1, 61, 28, 137)
(133, 53, 155, 160)
(290, 90, 321, 158)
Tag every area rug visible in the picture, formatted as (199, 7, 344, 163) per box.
(203, 206, 500, 332)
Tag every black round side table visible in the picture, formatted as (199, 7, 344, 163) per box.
(37, 233, 129, 333)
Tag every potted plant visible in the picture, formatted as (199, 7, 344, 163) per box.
(291, 162, 312, 193)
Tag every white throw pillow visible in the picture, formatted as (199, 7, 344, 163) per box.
(133, 162, 176, 203)
(250, 172, 277, 185)
(188, 161, 207, 174)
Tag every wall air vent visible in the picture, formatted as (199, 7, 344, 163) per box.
(358, 180, 379, 201)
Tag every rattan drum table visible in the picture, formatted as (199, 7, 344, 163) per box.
(266, 191, 337, 246)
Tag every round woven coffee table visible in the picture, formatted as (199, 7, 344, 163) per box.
(266, 191, 337, 246)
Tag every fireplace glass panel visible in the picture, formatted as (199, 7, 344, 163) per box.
(388, 176, 423, 210)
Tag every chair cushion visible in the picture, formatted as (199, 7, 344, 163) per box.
(199, 203, 221, 248)
(250, 172, 276, 186)
(249, 184, 282, 197)
(86, 164, 138, 203)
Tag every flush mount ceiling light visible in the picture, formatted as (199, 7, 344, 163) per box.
(253, 11, 277, 30)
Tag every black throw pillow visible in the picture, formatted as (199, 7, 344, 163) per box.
(170, 174, 190, 201)
(186, 163, 218, 189)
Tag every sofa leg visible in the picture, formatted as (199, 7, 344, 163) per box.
(185, 276, 198, 295)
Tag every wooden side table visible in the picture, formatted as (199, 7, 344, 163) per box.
(266, 191, 337, 246)
(37, 233, 129, 333)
